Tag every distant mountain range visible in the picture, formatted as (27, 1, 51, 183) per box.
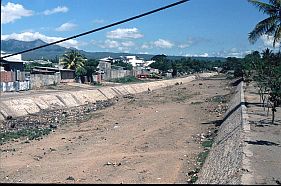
(1, 39, 225, 62)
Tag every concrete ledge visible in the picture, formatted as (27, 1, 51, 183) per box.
(56, 93, 80, 108)
(31, 97, 50, 110)
(240, 82, 254, 185)
(122, 85, 137, 94)
(0, 73, 216, 120)
(98, 87, 118, 99)
(37, 94, 65, 108)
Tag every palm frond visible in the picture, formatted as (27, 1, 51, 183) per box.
(273, 25, 281, 47)
(269, 0, 281, 7)
(248, 0, 276, 15)
(60, 49, 86, 70)
(249, 16, 277, 43)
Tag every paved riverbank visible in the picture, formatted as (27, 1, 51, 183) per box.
(197, 81, 281, 185)
(242, 82, 281, 185)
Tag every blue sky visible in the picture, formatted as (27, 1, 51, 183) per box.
(1, 0, 278, 57)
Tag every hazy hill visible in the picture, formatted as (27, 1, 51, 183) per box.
(1, 39, 225, 62)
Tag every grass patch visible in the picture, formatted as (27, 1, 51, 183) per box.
(190, 174, 198, 183)
(197, 150, 209, 164)
(210, 95, 227, 103)
(197, 139, 214, 165)
(189, 138, 215, 183)
(92, 82, 102, 86)
(109, 76, 143, 84)
(202, 139, 214, 148)
(0, 128, 52, 144)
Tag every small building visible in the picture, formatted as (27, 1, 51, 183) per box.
(33, 59, 52, 65)
(0, 52, 24, 72)
(31, 66, 75, 81)
(97, 61, 111, 80)
(124, 56, 145, 67)
(213, 67, 223, 73)
(99, 56, 114, 63)
(1, 52, 27, 83)
(0, 52, 30, 92)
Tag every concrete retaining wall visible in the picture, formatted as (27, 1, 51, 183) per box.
(196, 81, 246, 184)
(0, 72, 217, 121)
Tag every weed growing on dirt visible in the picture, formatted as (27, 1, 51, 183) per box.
(189, 138, 214, 183)
(110, 76, 143, 84)
(202, 139, 214, 148)
(209, 95, 227, 103)
(0, 128, 52, 144)
(197, 150, 209, 164)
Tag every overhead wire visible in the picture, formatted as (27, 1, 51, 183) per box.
(1, 0, 189, 60)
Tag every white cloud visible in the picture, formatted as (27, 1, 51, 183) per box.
(1, 32, 79, 48)
(178, 37, 208, 49)
(121, 41, 135, 47)
(1, 2, 33, 24)
(102, 40, 120, 48)
(56, 22, 77, 32)
(199, 53, 209, 57)
(141, 44, 151, 49)
(178, 44, 190, 49)
(107, 28, 143, 39)
(154, 39, 174, 48)
(43, 6, 68, 15)
(100, 39, 134, 52)
(178, 39, 194, 49)
(261, 34, 280, 48)
(185, 53, 209, 57)
(212, 48, 252, 58)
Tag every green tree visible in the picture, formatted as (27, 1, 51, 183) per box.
(222, 57, 243, 77)
(83, 59, 99, 82)
(151, 54, 167, 62)
(242, 51, 261, 81)
(113, 60, 133, 70)
(248, 0, 281, 47)
(60, 50, 86, 78)
(24, 62, 52, 72)
(265, 51, 281, 123)
(251, 50, 281, 124)
(252, 51, 268, 109)
(149, 54, 172, 73)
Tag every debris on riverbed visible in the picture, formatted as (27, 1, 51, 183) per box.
(0, 99, 116, 144)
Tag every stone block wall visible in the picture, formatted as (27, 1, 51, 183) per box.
(196, 82, 245, 184)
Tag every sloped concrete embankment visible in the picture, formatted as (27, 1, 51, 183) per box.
(0, 73, 217, 121)
(196, 81, 248, 184)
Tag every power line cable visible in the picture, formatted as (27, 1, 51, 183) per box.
(1, 0, 189, 60)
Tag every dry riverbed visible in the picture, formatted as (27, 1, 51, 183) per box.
(0, 76, 235, 183)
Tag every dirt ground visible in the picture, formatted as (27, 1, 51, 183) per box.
(0, 77, 234, 184)
(244, 83, 281, 185)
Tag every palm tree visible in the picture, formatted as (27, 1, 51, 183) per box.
(248, 0, 281, 48)
(60, 49, 86, 70)
(60, 50, 87, 81)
